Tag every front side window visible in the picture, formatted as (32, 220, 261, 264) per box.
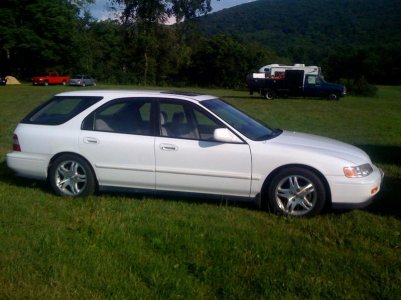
(83, 98, 153, 135)
(22, 96, 102, 125)
(306, 75, 318, 85)
(159, 102, 222, 140)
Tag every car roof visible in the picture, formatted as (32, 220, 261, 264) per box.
(55, 90, 217, 102)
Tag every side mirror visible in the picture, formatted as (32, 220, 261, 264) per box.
(213, 128, 242, 143)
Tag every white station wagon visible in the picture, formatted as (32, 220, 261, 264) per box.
(7, 90, 383, 216)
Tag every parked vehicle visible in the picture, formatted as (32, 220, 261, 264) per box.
(69, 75, 96, 87)
(0, 76, 7, 86)
(258, 63, 321, 77)
(247, 64, 346, 100)
(6, 90, 383, 216)
(32, 72, 70, 86)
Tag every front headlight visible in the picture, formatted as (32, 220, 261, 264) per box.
(343, 163, 373, 178)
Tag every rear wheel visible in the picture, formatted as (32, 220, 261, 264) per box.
(262, 89, 275, 100)
(49, 154, 96, 197)
(44, 81, 49, 86)
(267, 167, 326, 217)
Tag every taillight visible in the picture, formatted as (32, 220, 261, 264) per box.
(13, 134, 21, 151)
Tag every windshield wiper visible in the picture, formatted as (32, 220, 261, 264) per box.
(256, 129, 282, 141)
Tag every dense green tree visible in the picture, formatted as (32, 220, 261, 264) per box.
(187, 34, 280, 88)
(1, 0, 400, 86)
(77, 19, 125, 83)
(0, 0, 93, 78)
(108, 0, 214, 85)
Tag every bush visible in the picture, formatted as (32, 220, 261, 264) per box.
(340, 76, 378, 97)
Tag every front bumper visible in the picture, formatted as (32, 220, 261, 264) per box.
(329, 166, 384, 209)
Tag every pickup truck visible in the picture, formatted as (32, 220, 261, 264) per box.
(32, 72, 70, 86)
(246, 69, 346, 100)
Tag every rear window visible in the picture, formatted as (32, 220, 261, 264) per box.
(22, 96, 102, 125)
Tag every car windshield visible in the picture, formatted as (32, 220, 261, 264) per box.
(71, 76, 82, 79)
(202, 98, 281, 141)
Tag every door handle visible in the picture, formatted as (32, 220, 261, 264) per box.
(160, 143, 178, 151)
(83, 137, 99, 144)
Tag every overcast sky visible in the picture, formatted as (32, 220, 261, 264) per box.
(89, 0, 256, 20)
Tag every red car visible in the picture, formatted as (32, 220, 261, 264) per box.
(32, 72, 70, 86)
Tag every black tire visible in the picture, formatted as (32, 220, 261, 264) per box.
(328, 93, 339, 101)
(264, 90, 275, 100)
(49, 154, 96, 197)
(267, 167, 326, 217)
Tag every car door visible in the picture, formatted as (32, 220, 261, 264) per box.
(303, 75, 324, 97)
(79, 98, 156, 189)
(155, 100, 252, 197)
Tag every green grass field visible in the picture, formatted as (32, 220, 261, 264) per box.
(1, 84, 401, 299)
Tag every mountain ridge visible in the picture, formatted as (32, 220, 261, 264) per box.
(197, 0, 401, 64)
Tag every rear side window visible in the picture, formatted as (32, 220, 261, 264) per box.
(82, 98, 154, 135)
(22, 96, 102, 125)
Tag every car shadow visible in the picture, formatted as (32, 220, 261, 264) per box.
(0, 160, 258, 211)
(0, 160, 51, 193)
(356, 144, 401, 218)
(357, 145, 401, 166)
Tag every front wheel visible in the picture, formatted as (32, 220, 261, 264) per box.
(267, 167, 327, 217)
(49, 154, 96, 197)
(328, 93, 339, 100)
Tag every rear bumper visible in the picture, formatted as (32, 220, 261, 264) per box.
(6, 151, 50, 180)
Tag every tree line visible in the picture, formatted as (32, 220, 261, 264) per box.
(197, 0, 401, 86)
(1, 0, 398, 88)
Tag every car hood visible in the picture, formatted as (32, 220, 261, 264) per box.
(268, 130, 371, 165)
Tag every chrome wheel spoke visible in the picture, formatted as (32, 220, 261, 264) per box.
(55, 160, 87, 196)
(71, 182, 80, 194)
(287, 198, 297, 212)
(277, 187, 293, 200)
(275, 175, 317, 216)
(297, 183, 314, 198)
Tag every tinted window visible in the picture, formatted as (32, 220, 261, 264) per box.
(306, 75, 317, 84)
(22, 96, 102, 125)
(83, 98, 153, 135)
(159, 101, 222, 140)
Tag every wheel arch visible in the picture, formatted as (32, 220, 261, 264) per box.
(328, 92, 340, 100)
(47, 151, 99, 189)
(260, 163, 332, 210)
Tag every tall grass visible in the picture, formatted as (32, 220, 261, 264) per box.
(0, 84, 400, 299)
